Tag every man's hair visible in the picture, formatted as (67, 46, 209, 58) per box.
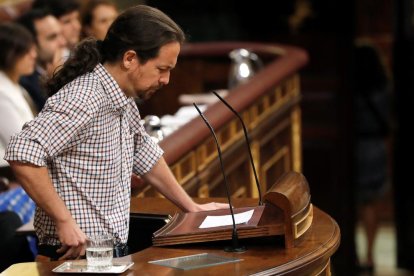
(32, 0, 80, 19)
(0, 22, 34, 71)
(47, 5, 186, 95)
(102, 4, 185, 63)
(16, 8, 52, 43)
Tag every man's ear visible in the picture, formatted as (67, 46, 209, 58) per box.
(122, 50, 137, 70)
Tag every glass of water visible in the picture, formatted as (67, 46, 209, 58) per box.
(86, 234, 113, 269)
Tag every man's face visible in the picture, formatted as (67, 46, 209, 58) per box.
(123, 42, 180, 100)
(58, 10, 81, 49)
(35, 15, 66, 66)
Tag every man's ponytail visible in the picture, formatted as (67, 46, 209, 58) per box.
(47, 38, 102, 96)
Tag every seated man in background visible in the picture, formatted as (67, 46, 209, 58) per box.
(32, 0, 81, 55)
(17, 9, 67, 111)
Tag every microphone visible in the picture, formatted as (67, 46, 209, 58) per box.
(193, 103, 246, 252)
(212, 90, 263, 205)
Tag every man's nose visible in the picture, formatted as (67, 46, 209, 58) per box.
(159, 72, 170, 85)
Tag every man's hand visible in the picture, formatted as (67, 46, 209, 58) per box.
(55, 217, 87, 260)
(192, 202, 230, 212)
(8, 162, 87, 260)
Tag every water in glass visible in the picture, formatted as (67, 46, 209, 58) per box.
(86, 234, 113, 269)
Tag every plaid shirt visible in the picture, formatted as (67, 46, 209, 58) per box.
(4, 64, 163, 246)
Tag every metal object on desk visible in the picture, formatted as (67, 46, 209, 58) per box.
(143, 115, 164, 143)
(148, 253, 241, 270)
(228, 48, 263, 89)
(52, 260, 134, 274)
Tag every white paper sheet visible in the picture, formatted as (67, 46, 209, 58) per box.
(199, 209, 254, 229)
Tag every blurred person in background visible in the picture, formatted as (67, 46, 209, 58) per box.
(80, 0, 119, 40)
(0, 22, 37, 171)
(0, 22, 38, 271)
(353, 42, 393, 275)
(32, 0, 81, 55)
(17, 9, 67, 111)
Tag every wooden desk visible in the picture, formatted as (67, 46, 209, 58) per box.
(3, 198, 340, 275)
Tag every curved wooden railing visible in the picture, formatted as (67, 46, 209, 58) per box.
(160, 42, 308, 165)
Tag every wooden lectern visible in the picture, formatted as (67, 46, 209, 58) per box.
(153, 171, 313, 249)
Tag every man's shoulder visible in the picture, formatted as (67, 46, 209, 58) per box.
(62, 72, 104, 99)
(45, 72, 106, 113)
(72, 70, 101, 89)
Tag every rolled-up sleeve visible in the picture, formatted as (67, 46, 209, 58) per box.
(5, 135, 48, 166)
(133, 132, 163, 175)
(4, 95, 95, 167)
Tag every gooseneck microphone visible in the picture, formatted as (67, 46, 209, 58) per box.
(193, 103, 246, 252)
(212, 91, 263, 205)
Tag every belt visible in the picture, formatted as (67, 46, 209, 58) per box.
(38, 243, 129, 260)
(37, 244, 65, 261)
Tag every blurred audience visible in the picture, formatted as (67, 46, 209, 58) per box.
(32, 0, 81, 54)
(17, 8, 67, 111)
(80, 0, 118, 40)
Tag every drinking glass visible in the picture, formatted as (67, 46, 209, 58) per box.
(86, 234, 113, 269)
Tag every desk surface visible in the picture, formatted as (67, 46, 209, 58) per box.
(6, 198, 340, 275)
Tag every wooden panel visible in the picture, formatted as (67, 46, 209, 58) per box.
(137, 77, 302, 199)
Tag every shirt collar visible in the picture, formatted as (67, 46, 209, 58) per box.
(93, 63, 132, 111)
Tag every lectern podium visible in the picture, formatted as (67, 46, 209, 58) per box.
(153, 171, 313, 249)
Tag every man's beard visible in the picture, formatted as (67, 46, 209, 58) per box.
(137, 85, 163, 101)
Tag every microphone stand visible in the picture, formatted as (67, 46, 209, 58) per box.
(212, 91, 263, 205)
(193, 103, 246, 253)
